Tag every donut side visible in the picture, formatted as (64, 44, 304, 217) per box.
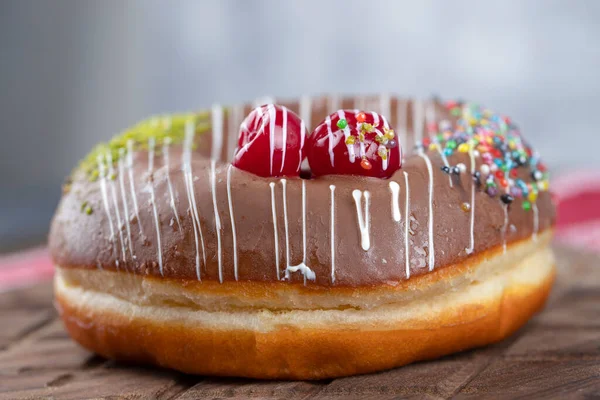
(54, 231, 555, 380)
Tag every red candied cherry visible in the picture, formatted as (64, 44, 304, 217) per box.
(306, 110, 402, 178)
(233, 104, 308, 177)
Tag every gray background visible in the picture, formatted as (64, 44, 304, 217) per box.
(1, 0, 599, 251)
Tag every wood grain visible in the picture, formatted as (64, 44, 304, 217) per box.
(0, 246, 598, 399)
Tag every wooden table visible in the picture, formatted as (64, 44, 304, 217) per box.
(1, 247, 599, 399)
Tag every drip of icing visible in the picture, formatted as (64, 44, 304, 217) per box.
(325, 115, 335, 167)
(147, 138, 164, 276)
(117, 149, 134, 260)
(396, 100, 408, 164)
(298, 96, 311, 171)
(280, 179, 292, 276)
(162, 138, 181, 232)
(465, 145, 476, 254)
(269, 182, 280, 280)
(417, 151, 435, 271)
(228, 104, 244, 160)
(329, 184, 336, 283)
(427, 104, 453, 187)
(97, 154, 117, 268)
(282, 179, 314, 285)
(413, 99, 424, 145)
(337, 110, 355, 163)
(183, 120, 206, 280)
(403, 171, 411, 279)
(532, 203, 539, 241)
(284, 264, 316, 282)
(210, 159, 223, 283)
(126, 140, 144, 235)
(226, 165, 238, 280)
(502, 205, 509, 254)
(352, 189, 371, 251)
(106, 152, 126, 264)
(301, 180, 307, 267)
(389, 181, 401, 222)
(268, 104, 276, 175)
(211, 104, 224, 161)
(280, 106, 288, 173)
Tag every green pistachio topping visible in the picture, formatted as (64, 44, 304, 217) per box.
(76, 110, 213, 180)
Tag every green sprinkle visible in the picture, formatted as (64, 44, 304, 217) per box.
(337, 119, 348, 129)
(85, 205, 93, 215)
(522, 201, 531, 211)
(451, 108, 461, 117)
(446, 140, 457, 149)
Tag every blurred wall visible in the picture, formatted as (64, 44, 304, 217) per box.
(1, 0, 599, 250)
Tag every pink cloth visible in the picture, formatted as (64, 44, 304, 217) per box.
(0, 170, 598, 290)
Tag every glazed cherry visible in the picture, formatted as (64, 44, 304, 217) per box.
(233, 104, 307, 177)
(306, 110, 402, 178)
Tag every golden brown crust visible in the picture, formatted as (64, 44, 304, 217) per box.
(54, 239, 556, 380)
(55, 271, 553, 380)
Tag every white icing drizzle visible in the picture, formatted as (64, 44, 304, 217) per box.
(280, 179, 291, 274)
(417, 151, 435, 271)
(97, 154, 117, 268)
(337, 110, 355, 163)
(502, 205, 509, 254)
(426, 104, 452, 187)
(301, 180, 307, 268)
(325, 114, 335, 166)
(183, 120, 206, 280)
(228, 104, 244, 160)
(281, 179, 315, 284)
(280, 106, 288, 173)
(162, 138, 181, 232)
(267, 104, 276, 175)
(298, 96, 311, 172)
(269, 182, 280, 280)
(285, 264, 316, 282)
(466, 146, 476, 254)
(106, 152, 126, 264)
(126, 140, 144, 235)
(396, 100, 408, 165)
(210, 159, 223, 283)
(379, 114, 390, 171)
(226, 165, 238, 280)
(329, 184, 336, 283)
(389, 181, 401, 222)
(147, 138, 164, 276)
(352, 189, 371, 251)
(532, 202, 539, 242)
(117, 149, 134, 260)
(211, 104, 224, 161)
(403, 171, 411, 279)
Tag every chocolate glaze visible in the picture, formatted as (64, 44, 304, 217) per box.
(49, 96, 555, 287)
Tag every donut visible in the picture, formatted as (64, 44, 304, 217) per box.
(50, 96, 556, 380)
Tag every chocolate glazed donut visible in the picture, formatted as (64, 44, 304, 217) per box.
(50, 95, 556, 379)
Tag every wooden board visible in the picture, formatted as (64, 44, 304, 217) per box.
(0, 246, 599, 399)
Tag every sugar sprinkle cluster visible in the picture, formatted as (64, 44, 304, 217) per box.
(419, 100, 549, 211)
